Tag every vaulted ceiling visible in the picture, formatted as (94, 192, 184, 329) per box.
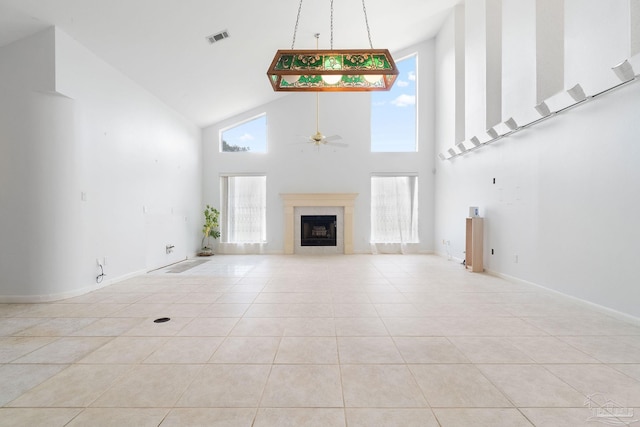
(0, 0, 460, 127)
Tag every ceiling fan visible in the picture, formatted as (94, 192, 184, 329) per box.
(300, 92, 348, 149)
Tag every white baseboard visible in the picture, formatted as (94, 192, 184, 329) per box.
(0, 268, 147, 303)
(484, 267, 640, 326)
(434, 250, 464, 264)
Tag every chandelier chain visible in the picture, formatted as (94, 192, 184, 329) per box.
(291, 0, 373, 50)
(362, 0, 374, 49)
(291, 0, 304, 49)
(330, 0, 334, 49)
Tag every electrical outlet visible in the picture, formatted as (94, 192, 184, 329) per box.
(103, 257, 107, 266)
(514, 255, 519, 263)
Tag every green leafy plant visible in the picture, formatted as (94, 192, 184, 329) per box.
(201, 205, 220, 250)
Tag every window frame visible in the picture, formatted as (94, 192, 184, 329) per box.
(219, 113, 268, 153)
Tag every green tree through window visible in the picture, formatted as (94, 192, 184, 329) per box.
(222, 140, 250, 152)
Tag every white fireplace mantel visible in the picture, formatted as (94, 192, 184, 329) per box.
(280, 193, 358, 254)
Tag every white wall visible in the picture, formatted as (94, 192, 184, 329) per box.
(435, 0, 640, 318)
(565, 0, 630, 94)
(0, 28, 202, 301)
(502, 0, 536, 122)
(203, 41, 437, 254)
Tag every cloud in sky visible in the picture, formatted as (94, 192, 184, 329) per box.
(238, 133, 254, 141)
(408, 71, 416, 81)
(396, 80, 409, 87)
(391, 94, 416, 107)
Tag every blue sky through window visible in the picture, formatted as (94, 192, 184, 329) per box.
(220, 114, 267, 152)
(371, 55, 417, 152)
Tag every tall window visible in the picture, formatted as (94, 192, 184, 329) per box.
(220, 114, 267, 152)
(220, 176, 267, 243)
(371, 54, 417, 152)
(370, 175, 419, 244)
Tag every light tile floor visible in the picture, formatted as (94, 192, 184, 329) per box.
(1, 254, 640, 426)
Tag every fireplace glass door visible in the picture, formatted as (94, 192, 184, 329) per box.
(301, 215, 337, 246)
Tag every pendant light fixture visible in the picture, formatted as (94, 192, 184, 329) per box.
(267, 0, 399, 92)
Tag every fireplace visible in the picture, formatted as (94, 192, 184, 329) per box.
(280, 193, 358, 254)
(301, 215, 337, 246)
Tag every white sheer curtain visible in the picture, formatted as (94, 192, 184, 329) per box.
(370, 175, 419, 254)
(221, 176, 266, 245)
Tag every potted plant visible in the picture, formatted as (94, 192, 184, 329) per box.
(198, 205, 220, 256)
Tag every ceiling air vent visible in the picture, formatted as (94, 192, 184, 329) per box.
(206, 30, 230, 44)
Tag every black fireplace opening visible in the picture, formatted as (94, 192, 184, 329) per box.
(301, 215, 337, 246)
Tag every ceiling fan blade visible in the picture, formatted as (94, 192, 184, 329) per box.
(323, 135, 343, 142)
(326, 141, 349, 147)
